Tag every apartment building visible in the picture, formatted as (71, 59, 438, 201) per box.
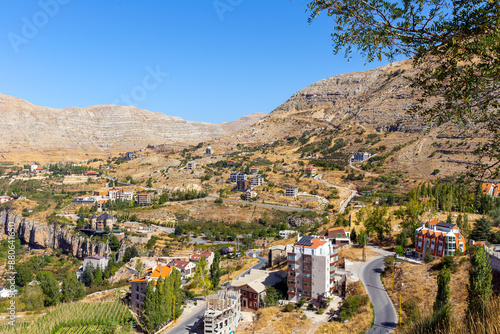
(229, 172, 247, 183)
(250, 175, 265, 187)
(285, 186, 299, 197)
(415, 220, 466, 259)
(204, 290, 241, 334)
(287, 236, 339, 301)
(136, 193, 151, 205)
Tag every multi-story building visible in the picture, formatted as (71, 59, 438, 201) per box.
(285, 186, 299, 197)
(236, 180, 249, 191)
(304, 166, 317, 177)
(482, 182, 500, 196)
(250, 166, 259, 174)
(204, 290, 241, 334)
(244, 190, 257, 201)
(229, 172, 247, 183)
(129, 264, 175, 315)
(186, 161, 196, 169)
(108, 189, 134, 201)
(250, 175, 265, 187)
(287, 236, 339, 301)
(136, 193, 151, 205)
(268, 244, 293, 266)
(326, 227, 351, 246)
(90, 213, 116, 231)
(206, 147, 214, 155)
(190, 251, 214, 268)
(352, 152, 372, 163)
(415, 220, 466, 259)
(168, 259, 196, 279)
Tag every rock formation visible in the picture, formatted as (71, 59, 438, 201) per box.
(0, 209, 110, 259)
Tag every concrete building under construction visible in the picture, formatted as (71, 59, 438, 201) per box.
(204, 290, 241, 334)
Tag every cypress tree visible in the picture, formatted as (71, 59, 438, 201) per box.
(142, 282, 157, 333)
(433, 267, 451, 313)
(350, 227, 357, 243)
(210, 252, 221, 289)
(470, 217, 492, 241)
(466, 246, 493, 317)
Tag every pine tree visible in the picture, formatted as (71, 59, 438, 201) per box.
(433, 267, 451, 314)
(446, 214, 453, 225)
(462, 215, 470, 239)
(142, 282, 157, 333)
(350, 227, 357, 243)
(456, 214, 463, 230)
(210, 252, 221, 289)
(466, 246, 493, 317)
(470, 217, 492, 241)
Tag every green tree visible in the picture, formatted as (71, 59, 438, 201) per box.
(264, 286, 282, 306)
(462, 214, 471, 239)
(194, 257, 212, 298)
(307, 0, 500, 176)
(396, 231, 408, 248)
(123, 246, 139, 263)
(93, 266, 103, 287)
(433, 267, 452, 330)
(83, 264, 94, 286)
(357, 205, 392, 242)
(394, 199, 425, 236)
(20, 285, 45, 311)
(61, 272, 86, 302)
(142, 282, 157, 332)
(36, 271, 61, 306)
(466, 246, 493, 317)
(394, 245, 405, 257)
(350, 227, 357, 243)
(210, 251, 221, 289)
(15, 263, 33, 287)
(470, 217, 492, 241)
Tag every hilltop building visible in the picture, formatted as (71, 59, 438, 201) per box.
(190, 251, 214, 268)
(304, 166, 317, 177)
(250, 166, 259, 174)
(90, 213, 116, 231)
(230, 172, 247, 182)
(352, 152, 373, 163)
(482, 182, 500, 196)
(415, 219, 466, 259)
(108, 189, 134, 201)
(204, 290, 241, 334)
(287, 236, 339, 301)
(206, 147, 214, 155)
(268, 244, 293, 266)
(244, 190, 257, 201)
(285, 186, 299, 197)
(186, 161, 196, 169)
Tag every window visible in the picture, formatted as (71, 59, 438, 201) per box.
(338, 233, 341, 238)
(136, 286, 139, 292)
(254, 302, 257, 308)
(254, 293, 257, 299)
(304, 273, 311, 278)
(243, 291, 246, 297)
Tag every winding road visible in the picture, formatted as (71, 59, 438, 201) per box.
(360, 253, 398, 334)
(316, 179, 357, 213)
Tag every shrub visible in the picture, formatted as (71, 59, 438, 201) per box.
(339, 295, 369, 321)
(395, 245, 405, 257)
(283, 303, 295, 312)
(424, 253, 434, 263)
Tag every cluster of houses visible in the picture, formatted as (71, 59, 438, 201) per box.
(228, 166, 266, 201)
(129, 251, 214, 314)
(71, 189, 153, 211)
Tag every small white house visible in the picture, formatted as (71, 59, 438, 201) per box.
(83, 255, 109, 271)
(186, 161, 196, 169)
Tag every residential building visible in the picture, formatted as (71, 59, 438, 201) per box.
(352, 152, 372, 163)
(415, 220, 466, 259)
(29, 164, 38, 173)
(83, 255, 109, 271)
(244, 190, 257, 201)
(0, 196, 12, 203)
(137, 193, 151, 205)
(287, 236, 339, 301)
(285, 186, 299, 197)
(206, 147, 214, 155)
(229, 172, 247, 183)
(167, 259, 196, 279)
(304, 166, 317, 177)
(125, 152, 134, 160)
(250, 166, 259, 174)
(190, 251, 215, 268)
(326, 227, 351, 246)
(279, 230, 296, 239)
(204, 290, 241, 334)
(108, 189, 134, 201)
(71, 196, 97, 207)
(250, 175, 265, 187)
(129, 264, 175, 315)
(90, 213, 116, 231)
(268, 244, 293, 266)
(84, 170, 99, 177)
(227, 160, 237, 167)
(236, 180, 249, 191)
(186, 161, 196, 169)
(230, 269, 287, 310)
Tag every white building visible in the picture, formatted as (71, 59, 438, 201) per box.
(229, 172, 247, 183)
(287, 235, 339, 300)
(29, 164, 38, 173)
(0, 196, 12, 203)
(108, 189, 134, 201)
(244, 190, 257, 201)
(204, 290, 241, 334)
(186, 161, 197, 169)
(279, 230, 296, 239)
(250, 175, 265, 187)
(206, 147, 214, 155)
(285, 186, 299, 197)
(83, 255, 109, 271)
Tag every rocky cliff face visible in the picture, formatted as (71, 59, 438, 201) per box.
(0, 209, 110, 259)
(0, 93, 265, 153)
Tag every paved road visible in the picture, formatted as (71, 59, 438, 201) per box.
(349, 157, 374, 177)
(162, 301, 206, 334)
(360, 256, 397, 334)
(317, 179, 358, 213)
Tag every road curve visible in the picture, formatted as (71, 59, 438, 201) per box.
(360, 256, 397, 334)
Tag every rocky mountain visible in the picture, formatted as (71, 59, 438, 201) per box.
(0, 209, 111, 259)
(0, 93, 265, 155)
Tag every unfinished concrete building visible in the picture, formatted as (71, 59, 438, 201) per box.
(204, 290, 241, 334)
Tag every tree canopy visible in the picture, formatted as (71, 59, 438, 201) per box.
(307, 0, 500, 176)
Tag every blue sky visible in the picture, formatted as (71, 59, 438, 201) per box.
(0, 1, 397, 123)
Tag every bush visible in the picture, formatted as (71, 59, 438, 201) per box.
(424, 253, 433, 263)
(395, 245, 405, 257)
(317, 308, 325, 315)
(283, 303, 295, 312)
(402, 299, 421, 323)
(339, 295, 369, 321)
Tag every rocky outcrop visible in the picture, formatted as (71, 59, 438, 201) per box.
(0, 209, 110, 259)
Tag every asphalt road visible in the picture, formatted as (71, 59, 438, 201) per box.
(360, 256, 398, 334)
(163, 301, 206, 334)
(317, 179, 358, 213)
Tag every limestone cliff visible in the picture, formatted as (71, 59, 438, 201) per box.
(0, 209, 110, 259)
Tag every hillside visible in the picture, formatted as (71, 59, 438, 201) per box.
(0, 92, 265, 162)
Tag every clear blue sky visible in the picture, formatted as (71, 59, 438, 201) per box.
(0, 1, 396, 123)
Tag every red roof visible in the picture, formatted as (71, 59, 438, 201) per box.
(168, 259, 191, 269)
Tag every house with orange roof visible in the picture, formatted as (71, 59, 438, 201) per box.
(304, 166, 317, 177)
(287, 235, 339, 301)
(325, 226, 351, 246)
(250, 166, 259, 174)
(129, 264, 176, 315)
(84, 170, 98, 177)
(415, 220, 466, 259)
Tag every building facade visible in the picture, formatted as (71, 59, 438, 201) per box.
(285, 186, 299, 197)
(236, 180, 249, 191)
(204, 290, 241, 334)
(326, 227, 351, 246)
(129, 265, 175, 315)
(231, 269, 287, 310)
(287, 236, 339, 301)
(250, 175, 265, 187)
(415, 220, 466, 259)
(137, 193, 151, 205)
(90, 213, 116, 231)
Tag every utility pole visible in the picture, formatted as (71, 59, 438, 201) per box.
(392, 258, 395, 290)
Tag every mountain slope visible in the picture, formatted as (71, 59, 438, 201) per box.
(0, 93, 265, 154)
